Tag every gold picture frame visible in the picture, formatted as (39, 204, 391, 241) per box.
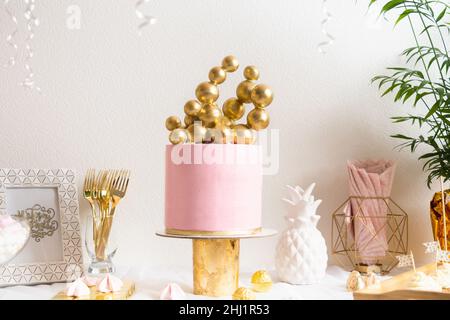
(0, 169, 83, 286)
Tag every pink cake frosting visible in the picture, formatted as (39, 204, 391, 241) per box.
(165, 144, 262, 235)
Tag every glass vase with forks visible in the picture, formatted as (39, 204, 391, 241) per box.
(83, 169, 130, 275)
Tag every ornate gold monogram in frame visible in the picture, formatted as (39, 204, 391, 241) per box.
(15, 204, 59, 242)
(0, 169, 83, 286)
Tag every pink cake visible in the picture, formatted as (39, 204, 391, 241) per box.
(165, 144, 262, 235)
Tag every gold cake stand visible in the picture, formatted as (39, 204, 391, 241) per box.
(156, 228, 277, 297)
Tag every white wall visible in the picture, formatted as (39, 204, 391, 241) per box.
(0, 0, 438, 270)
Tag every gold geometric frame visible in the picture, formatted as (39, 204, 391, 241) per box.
(0, 169, 83, 286)
(331, 196, 408, 274)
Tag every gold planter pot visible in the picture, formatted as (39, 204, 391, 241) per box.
(430, 190, 450, 251)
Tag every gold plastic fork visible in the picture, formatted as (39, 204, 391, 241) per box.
(110, 169, 130, 217)
(97, 169, 130, 257)
(96, 170, 111, 218)
(93, 169, 111, 257)
(83, 168, 96, 211)
(83, 169, 98, 241)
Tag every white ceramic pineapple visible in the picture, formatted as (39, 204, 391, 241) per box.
(275, 183, 328, 284)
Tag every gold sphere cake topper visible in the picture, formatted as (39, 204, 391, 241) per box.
(187, 123, 207, 144)
(216, 127, 233, 144)
(165, 55, 273, 144)
(221, 55, 239, 72)
(236, 80, 256, 103)
(222, 98, 245, 121)
(208, 66, 227, 84)
(217, 115, 232, 128)
(251, 84, 273, 108)
(186, 115, 199, 127)
(233, 125, 256, 145)
(195, 82, 219, 104)
(247, 108, 270, 131)
(169, 128, 190, 145)
(184, 100, 202, 117)
(199, 103, 222, 127)
(165, 116, 181, 131)
(203, 128, 215, 144)
(244, 65, 260, 81)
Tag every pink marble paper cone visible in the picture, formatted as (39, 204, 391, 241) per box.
(343, 160, 396, 264)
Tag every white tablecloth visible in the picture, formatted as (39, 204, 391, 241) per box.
(0, 265, 353, 300)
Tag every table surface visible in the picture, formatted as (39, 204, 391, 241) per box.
(0, 265, 355, 300)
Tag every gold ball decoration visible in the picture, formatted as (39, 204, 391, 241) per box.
(195, 82, 219, 104)
(236, 80, 256, 103)
(165, 116, 182, 131)
(187, 124, 207, 143)
(221, 55, 239, 72)
(217, 116, 233, 128)
(198, 103, 222, 126)
(204, 127, 232, 144)
(208, 66, 227, 84)
(214, 127, 233, 144)
(203, 128, 215, 143)
(184, 100, 202, 116)
(187, 124, 194, 138)
(184, 115, 196, 127)
(222, 98, 245, 121)
(243, 65, 260, 81)
(202, 121, 215, 129)
(248, 129, 257, 144)
(169, 128, 190, 145)
(232, 287, 256, 300)
(231, 123, 249, 130)
(164, 55, 274, 144)
(247, 108, 270, 131)
(250, 84, 273, 108)
(251, 270, 273, 293)
(233, 127, 256, 144)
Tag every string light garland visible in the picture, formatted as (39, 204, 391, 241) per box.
(3, 0, 19, 68)
(317, 0, 335, 54)
(135, 0, 157, 35)
(20, 0, 41, 93)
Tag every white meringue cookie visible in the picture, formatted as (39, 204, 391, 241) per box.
(408, 272, 442, 292)
(346, 270, 365, 292)
(96, 274, 123, 293)
(364, 272, 381, 289)
(81, 275, 97, 287)
(66, 278, 90, 297)
(160, 283, 186, 300)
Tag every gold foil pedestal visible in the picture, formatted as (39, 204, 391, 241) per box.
(156, 228, 277, 297)
(193, 239, 239, 296)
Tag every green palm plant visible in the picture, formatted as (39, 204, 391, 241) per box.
(370, 0, 449, 187)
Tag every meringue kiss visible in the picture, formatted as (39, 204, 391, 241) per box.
(96, 274, 124, 293)
(65, 278, 90, 297)
(160, 283, 186, 300)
